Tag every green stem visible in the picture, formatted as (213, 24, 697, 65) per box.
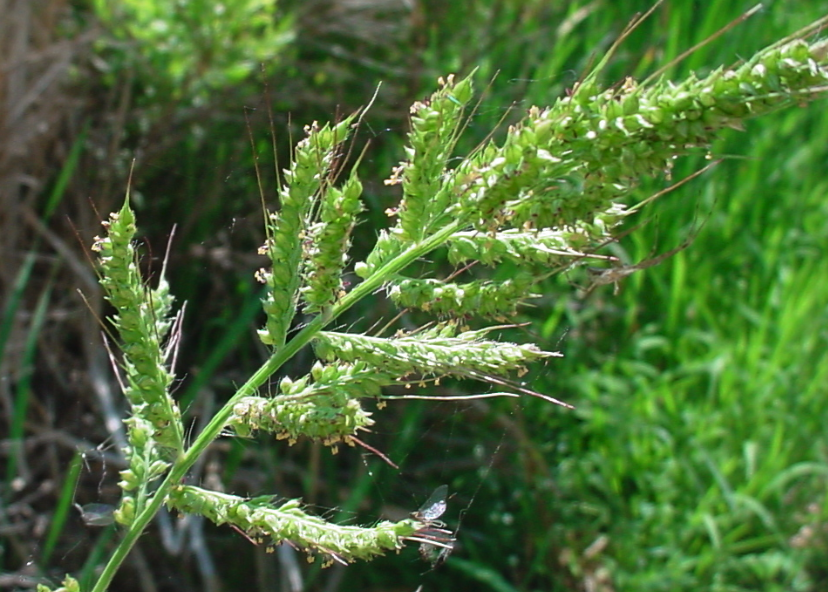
(90, 219, 464, 592)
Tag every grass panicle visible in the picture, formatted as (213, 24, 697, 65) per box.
(69, 27, 828, 592)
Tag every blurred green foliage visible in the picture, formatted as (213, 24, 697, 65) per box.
(91, 0, 294, 105)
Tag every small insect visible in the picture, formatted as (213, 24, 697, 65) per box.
(75, 502, 116, 527)
(585, 232, 697, 295)
(412, 484, 448, 524)
(410, 485, 455, 567)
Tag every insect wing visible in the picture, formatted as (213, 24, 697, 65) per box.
(76, 503, 116, 527)
(414, 484, 448, 522)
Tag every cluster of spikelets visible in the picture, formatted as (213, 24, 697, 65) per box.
(90, 205, 182, 527)
(166, 485, 422, 564)
(64, 33, 828, 591)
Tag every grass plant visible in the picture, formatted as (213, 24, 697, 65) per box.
(33, 15, 828, 591)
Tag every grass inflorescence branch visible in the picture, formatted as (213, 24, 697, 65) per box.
(167, 485, 420, 565)
(258, 115, 358, 347)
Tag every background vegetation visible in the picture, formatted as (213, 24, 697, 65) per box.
(2, 1, 827, 591)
